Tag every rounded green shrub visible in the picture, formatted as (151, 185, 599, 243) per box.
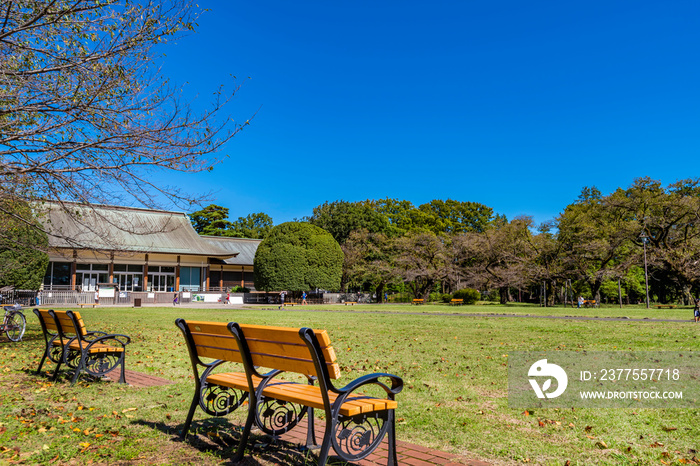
(452, 288, 480, 305)
(253, 222, 343, 292)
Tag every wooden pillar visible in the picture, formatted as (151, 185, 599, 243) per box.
(71, 250, 77, 290)
(109, 252, 114, 284)
(143, 254, 149, 292)
(175, 255, 181, 291)
(205, 264, 210, 292)
(219, 264, 224, 291)
(241, 266, 245, 288)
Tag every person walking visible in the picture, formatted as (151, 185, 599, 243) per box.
(301, 291, 308, 305)
(279, 290, 286, 309)
(694, 298, 700, 323)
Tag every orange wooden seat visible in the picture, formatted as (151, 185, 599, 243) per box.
(33, 309, 130, 385)
(176, 319, 403, 466)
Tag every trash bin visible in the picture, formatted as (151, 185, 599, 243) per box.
(134, 298, 142, 307)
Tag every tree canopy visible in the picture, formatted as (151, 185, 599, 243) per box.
(253, 222, 343, 292)
(0, 200, 49, 290)
(189, 205, 272, 239)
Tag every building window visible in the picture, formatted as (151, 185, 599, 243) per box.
(147, 266, 176, 292)
(43, 262, 71, 289)
(179, 266, 202, 291)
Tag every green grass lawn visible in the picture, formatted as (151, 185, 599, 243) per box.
(0, 304, 698, 465)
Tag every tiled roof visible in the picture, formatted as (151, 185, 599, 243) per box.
(201, 236, 261, 266)
(42, 202, 237, 258)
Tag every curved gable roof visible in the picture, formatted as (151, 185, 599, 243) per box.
(42, 202, 236, 258)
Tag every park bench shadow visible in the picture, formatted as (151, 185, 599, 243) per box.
(0, 333, 42, 344)
(136, 418, 355, 465)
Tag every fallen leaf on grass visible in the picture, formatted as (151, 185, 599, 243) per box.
(662, 426, 677, 432)
(121, 408, 137, 413)
(595, 441, 608, 449)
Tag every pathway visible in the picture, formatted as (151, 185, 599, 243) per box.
(112, 370, 491, 466)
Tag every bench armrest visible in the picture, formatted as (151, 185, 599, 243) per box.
(336, 372, 403, 398)
(83, 333, 131, 349)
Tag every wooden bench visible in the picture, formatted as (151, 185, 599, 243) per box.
(583, 300, 597, 308)
(655, 304, 677, 309)
(33, 309, 130, 385)
(176, 319, 403, 465)
(449, 298, 463, 305)
(411, 299, 424, 305)
(343, 301, 356, 305)
(77, 303, 99, 308)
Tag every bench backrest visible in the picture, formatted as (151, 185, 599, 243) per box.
(34, 309, 59, 333)
(179, 320, 341, 379)
(240, 324, 340, 380)
(180, 320, 243, 363)
(50, 310, 87, 338)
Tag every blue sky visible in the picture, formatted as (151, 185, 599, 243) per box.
(159, 1, 700, 226)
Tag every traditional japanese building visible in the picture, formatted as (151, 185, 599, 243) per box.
(42, 203, 261, 294)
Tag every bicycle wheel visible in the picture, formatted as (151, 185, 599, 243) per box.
(5, 312, 26, 342)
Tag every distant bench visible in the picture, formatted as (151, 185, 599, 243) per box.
(449, 299, 463, 305)
(655, 304, 677, 309)
(176, 319, 403, 465)
(583, 300, 597, 308)
(33, 309, 130, 385)
(343, 301, 357, 305)
(411, 299, 424, 305)
(77, 303, 99, 308)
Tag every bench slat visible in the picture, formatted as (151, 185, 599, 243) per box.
(248, 353, 341, 379)
(245, 339, 338, 365)
(239, 324, 333, 348)
(261, 380, 397, 417)
(36, 309, 60, 332)
(206, 372, 260, 391)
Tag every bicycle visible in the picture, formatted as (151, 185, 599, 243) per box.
(1, 304, 26, 342)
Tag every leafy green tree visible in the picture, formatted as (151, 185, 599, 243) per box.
(370, 198, 416, 236)
(556, 186, 635, 303)
(418, 199, 496, 234)
(610, 177, 700, 303)
(0, 201, 49, 290)
(253, 222, 343, 292)
(309, 201, 389, 244)
(190, 206, 273, 239)
(189, 205, 233, 235)
(229, 213, 273, 239)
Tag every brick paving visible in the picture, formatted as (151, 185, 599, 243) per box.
(105, 369, 175, 388)
(110, 370, 490, 465)
(266, 416, 492, 466)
